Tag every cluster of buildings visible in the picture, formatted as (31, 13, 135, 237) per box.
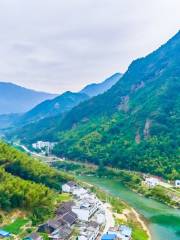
(23, 181, 106, 240)
(62, 181, 106, 240)
(143, 175, 180, 189)
(101, 225, 132, 240)
(0, 181, 133, 240)
(32, 141, 56, 155)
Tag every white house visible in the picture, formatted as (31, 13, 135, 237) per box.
(72, 187, 88, 197)
(62, 181, 77, 193)
(96, 213, 106, 225)
(107, 225, 132, 240)
(119, 225, 132, 240)
(175, 180, 180, 188)
(72, 197, 100, 221)
(144, 177, 160, 188)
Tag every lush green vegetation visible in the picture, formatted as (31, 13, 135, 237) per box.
(2, 218, 29, 234)
(0, 167, 55, 223)
(0, 141, 72, 223)
(52, 32, 180, 180)
(8, 32, 180, 180)
(0, 141, 72, 190)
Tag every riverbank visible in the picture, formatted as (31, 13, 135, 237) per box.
(51, 158, 179, 208)
(78, 175, 180, 240)
(81, 180, 150, 240)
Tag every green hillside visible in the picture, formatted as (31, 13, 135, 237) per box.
(20, 91, 89, 125)
(52, 31, 180, 179)
(0, 141, 71, 222)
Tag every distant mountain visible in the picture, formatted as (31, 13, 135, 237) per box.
(80, 73, 122, 97)
(20, 91, 89, 125)
(50, 31, 180, 179)
(0, 82, 56, 114)
(5, 72, 121, 140)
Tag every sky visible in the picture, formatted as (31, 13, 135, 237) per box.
(0, 0, 179, 94)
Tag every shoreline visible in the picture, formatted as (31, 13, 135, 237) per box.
(130, 207, 151, 240)
(81, 180, 151, 240)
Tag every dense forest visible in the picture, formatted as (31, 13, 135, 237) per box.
(7, 32, 180, 180)
(0, 141, 71, 223)
(52, 32, 180, 180)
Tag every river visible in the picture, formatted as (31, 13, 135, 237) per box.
(78, 175, 180, 240)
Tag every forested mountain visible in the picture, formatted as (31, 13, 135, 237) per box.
(5, 73, 121, 141)
(0, 141, 71, 222)
(0, 82, 56, 114)
(52, 31, 180, 179)
(80, 73, 122, 97)
(20, 91, 89, 124)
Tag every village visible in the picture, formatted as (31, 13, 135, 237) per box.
(23, 181, 133, 240)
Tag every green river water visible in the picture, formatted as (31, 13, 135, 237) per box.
(78, 176, 180, 240)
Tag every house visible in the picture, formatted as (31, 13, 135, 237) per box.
(48, 225, 72, 240)
(96, 212, 106, 225)
(24, 232, 43, 240)
(72, 187, 88, 197)
(38, 219, 62, 234)
(175, 180, 180, 188)
(107, 225, 132, 240)
(56, 201, 74, 215)
(119, 225, 132, 240)
(101, 234, 117, 240)
(78, 221, 99, 240)
(56, 201, 78, 226)
(72, 196, 100, 221)
(62, 181, 77, 193)
(144, 177, 160, 188)
(0, 229, 10, 238)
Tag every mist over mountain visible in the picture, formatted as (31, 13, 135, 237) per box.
(81, 73, 122, 97)
(0, 82, 56, 114)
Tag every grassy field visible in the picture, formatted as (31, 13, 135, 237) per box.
(3, 218, 29, 234)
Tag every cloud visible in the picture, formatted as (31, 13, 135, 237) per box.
(0, 0, 179, 93)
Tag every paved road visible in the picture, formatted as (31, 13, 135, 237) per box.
(103, 203, 115, 234)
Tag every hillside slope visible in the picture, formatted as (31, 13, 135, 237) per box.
(0, 141, 71, 222)
(20, 91, 89, 124)
(53, 31, 180, 179)
(0, 82, 56, 114)
(7, 73, 121, 141)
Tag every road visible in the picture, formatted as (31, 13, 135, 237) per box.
(103, 203, 115, 234)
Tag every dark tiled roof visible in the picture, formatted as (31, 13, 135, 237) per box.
(47, 219, 61, 229)
(62, 212, 77, 225)
(50, 225, 72, 239)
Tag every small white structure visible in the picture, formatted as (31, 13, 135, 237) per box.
(107, 225, 132, 240)
(72, 187, 88, 197)
(175, 180, 180, 188)
(62, 181, 77, 193)
(32, 141, 56, 154)
(119, 225, 132, 240)
(144, 177, 160, 188)
(96, 213, 106, 225)
(72, 195, 100, 221)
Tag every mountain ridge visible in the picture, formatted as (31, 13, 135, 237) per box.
(0, 82, 57, 114)
(51, 31, 180, 179)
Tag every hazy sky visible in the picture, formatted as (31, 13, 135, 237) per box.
(0, 0, 179, 93)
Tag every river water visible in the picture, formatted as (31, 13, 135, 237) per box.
(78, 176, 180, 240)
